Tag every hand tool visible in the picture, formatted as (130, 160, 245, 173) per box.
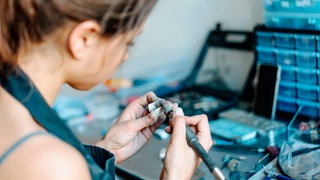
(148, 99, 225, 180)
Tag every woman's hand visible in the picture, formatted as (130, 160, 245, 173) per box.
(96, 91, 166, 163)
(160, 108, 213, 180)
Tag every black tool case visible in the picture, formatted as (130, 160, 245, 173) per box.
(156, 24, 256, 119)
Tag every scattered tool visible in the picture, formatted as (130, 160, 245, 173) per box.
(263, 166, 294, 180)
(291, 146, 320, 157)
(221, 154, 246, 170)
(148, 99, 226, 180)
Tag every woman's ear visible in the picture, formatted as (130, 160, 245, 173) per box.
(68, 20, 101, 59)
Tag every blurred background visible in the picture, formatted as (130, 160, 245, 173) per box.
(54, 1, 320, 179)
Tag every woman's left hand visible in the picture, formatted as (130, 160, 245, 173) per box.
(96, 91, 167, 163)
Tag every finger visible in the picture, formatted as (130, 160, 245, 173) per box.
(185, 114, 212, 150)
(185, 114, 210, 134)
(134, 91, 159, 107)
(133, 110, 164, 130)
(164, 126, 172, 134)
(148, 113, 167, 133)
(169, 108, 184, 125)
(172, 103, 179, 111)
(174, 107, 184, 116)
(170, 116, 187, 146)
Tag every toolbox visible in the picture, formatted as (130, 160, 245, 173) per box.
(156, 24, 256, 119)
(255, 25, 320, 120)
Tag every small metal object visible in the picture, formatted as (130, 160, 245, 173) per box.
(148, 99, 162, 112)
(148, 99, 173, 122)
(228, 159, 240, 172)
(159, 100, 174, 121)
(159, 148, 167, 161)
(309, 120, 317, 130)
(236, 156, 247, 161)
(310, 130, 319, 142)
(148, 99, 168, 122)
(221, 155, 246, 169)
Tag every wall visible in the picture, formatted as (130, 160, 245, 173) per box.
(59, 0, 265, 96)
(114, 0, 265, 82)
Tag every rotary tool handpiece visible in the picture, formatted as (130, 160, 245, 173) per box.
(186, 126, 225, 180)
(159, 100, 225, 180)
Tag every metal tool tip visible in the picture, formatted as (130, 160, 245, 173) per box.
(212, 167, 226, 180)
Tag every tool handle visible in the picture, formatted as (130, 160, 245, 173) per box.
(186, 126, 225, 180)
(186, 126, 214, 170)
(264, 175, 272, 180)
(275, 175, 295, 180)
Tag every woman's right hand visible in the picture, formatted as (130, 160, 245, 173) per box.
(160, 108, 213, 179)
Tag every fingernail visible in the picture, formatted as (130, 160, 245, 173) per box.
(175, 108, 184, 116)
(164, 126, 172, 133)
(173, 103, 178, 109)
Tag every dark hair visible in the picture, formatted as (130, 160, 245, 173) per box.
(0, 0, 157, 75)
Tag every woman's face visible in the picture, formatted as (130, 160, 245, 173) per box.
(68, 28, 142, 90)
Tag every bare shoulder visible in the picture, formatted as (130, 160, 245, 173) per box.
(4, 134, 91, 180)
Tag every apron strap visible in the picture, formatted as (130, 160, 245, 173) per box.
(0, 68, 105, 178)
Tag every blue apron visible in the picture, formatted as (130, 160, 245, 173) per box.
(0, 68, 115, 180)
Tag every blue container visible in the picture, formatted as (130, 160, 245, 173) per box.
(264, 0, 320, 13)
(296, 67, 317, 84)
(296, 83, 317, 101)
(279, 81, 296, 97)
(275, 33, 295, 49)
(263, 0, 295, 12)
(265, 12, 320, 30)
(280, 65, 296, 81)
(256, 31, 275, 47)
(295, 0, 320, 13)
(265, 13, 295, 29)
(317, 36, 320, 51)
(263, 0, 278, 11)
(296, 51, 317, 68)
(318, 86, 320, 102)
(318, 103, 320, 119)
(277, 95, 296, 113)
(276, 49, 295, 66)
(297, 99, 318, 118)
(256, 46, 275, 63)
(295, 34, 316, 51)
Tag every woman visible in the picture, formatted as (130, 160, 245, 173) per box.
(0, 0, 213, 179)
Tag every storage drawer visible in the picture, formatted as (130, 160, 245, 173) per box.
(295, 34, 316, 51)
(296, 51, 317, 68)
(279, 81, 296, 97)
(263, 0, 320, 13)
(275, 33, 295, 49)
(280, 65, 296, 81)
(297, 99, 318, 118)
(317, 36, 320, 51)
(276, 49, 295, 66)
(263, 0, 295, 12)
(296, 83, 317, 101)
(296, 67, 317, 84)
(256, 46, 275, 63)
(265, 12, 320, 30)
(256, 31, 275, 47)
(277, 95, 297, 113)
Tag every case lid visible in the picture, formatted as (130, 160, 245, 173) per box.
(186, 24, 255, 100)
